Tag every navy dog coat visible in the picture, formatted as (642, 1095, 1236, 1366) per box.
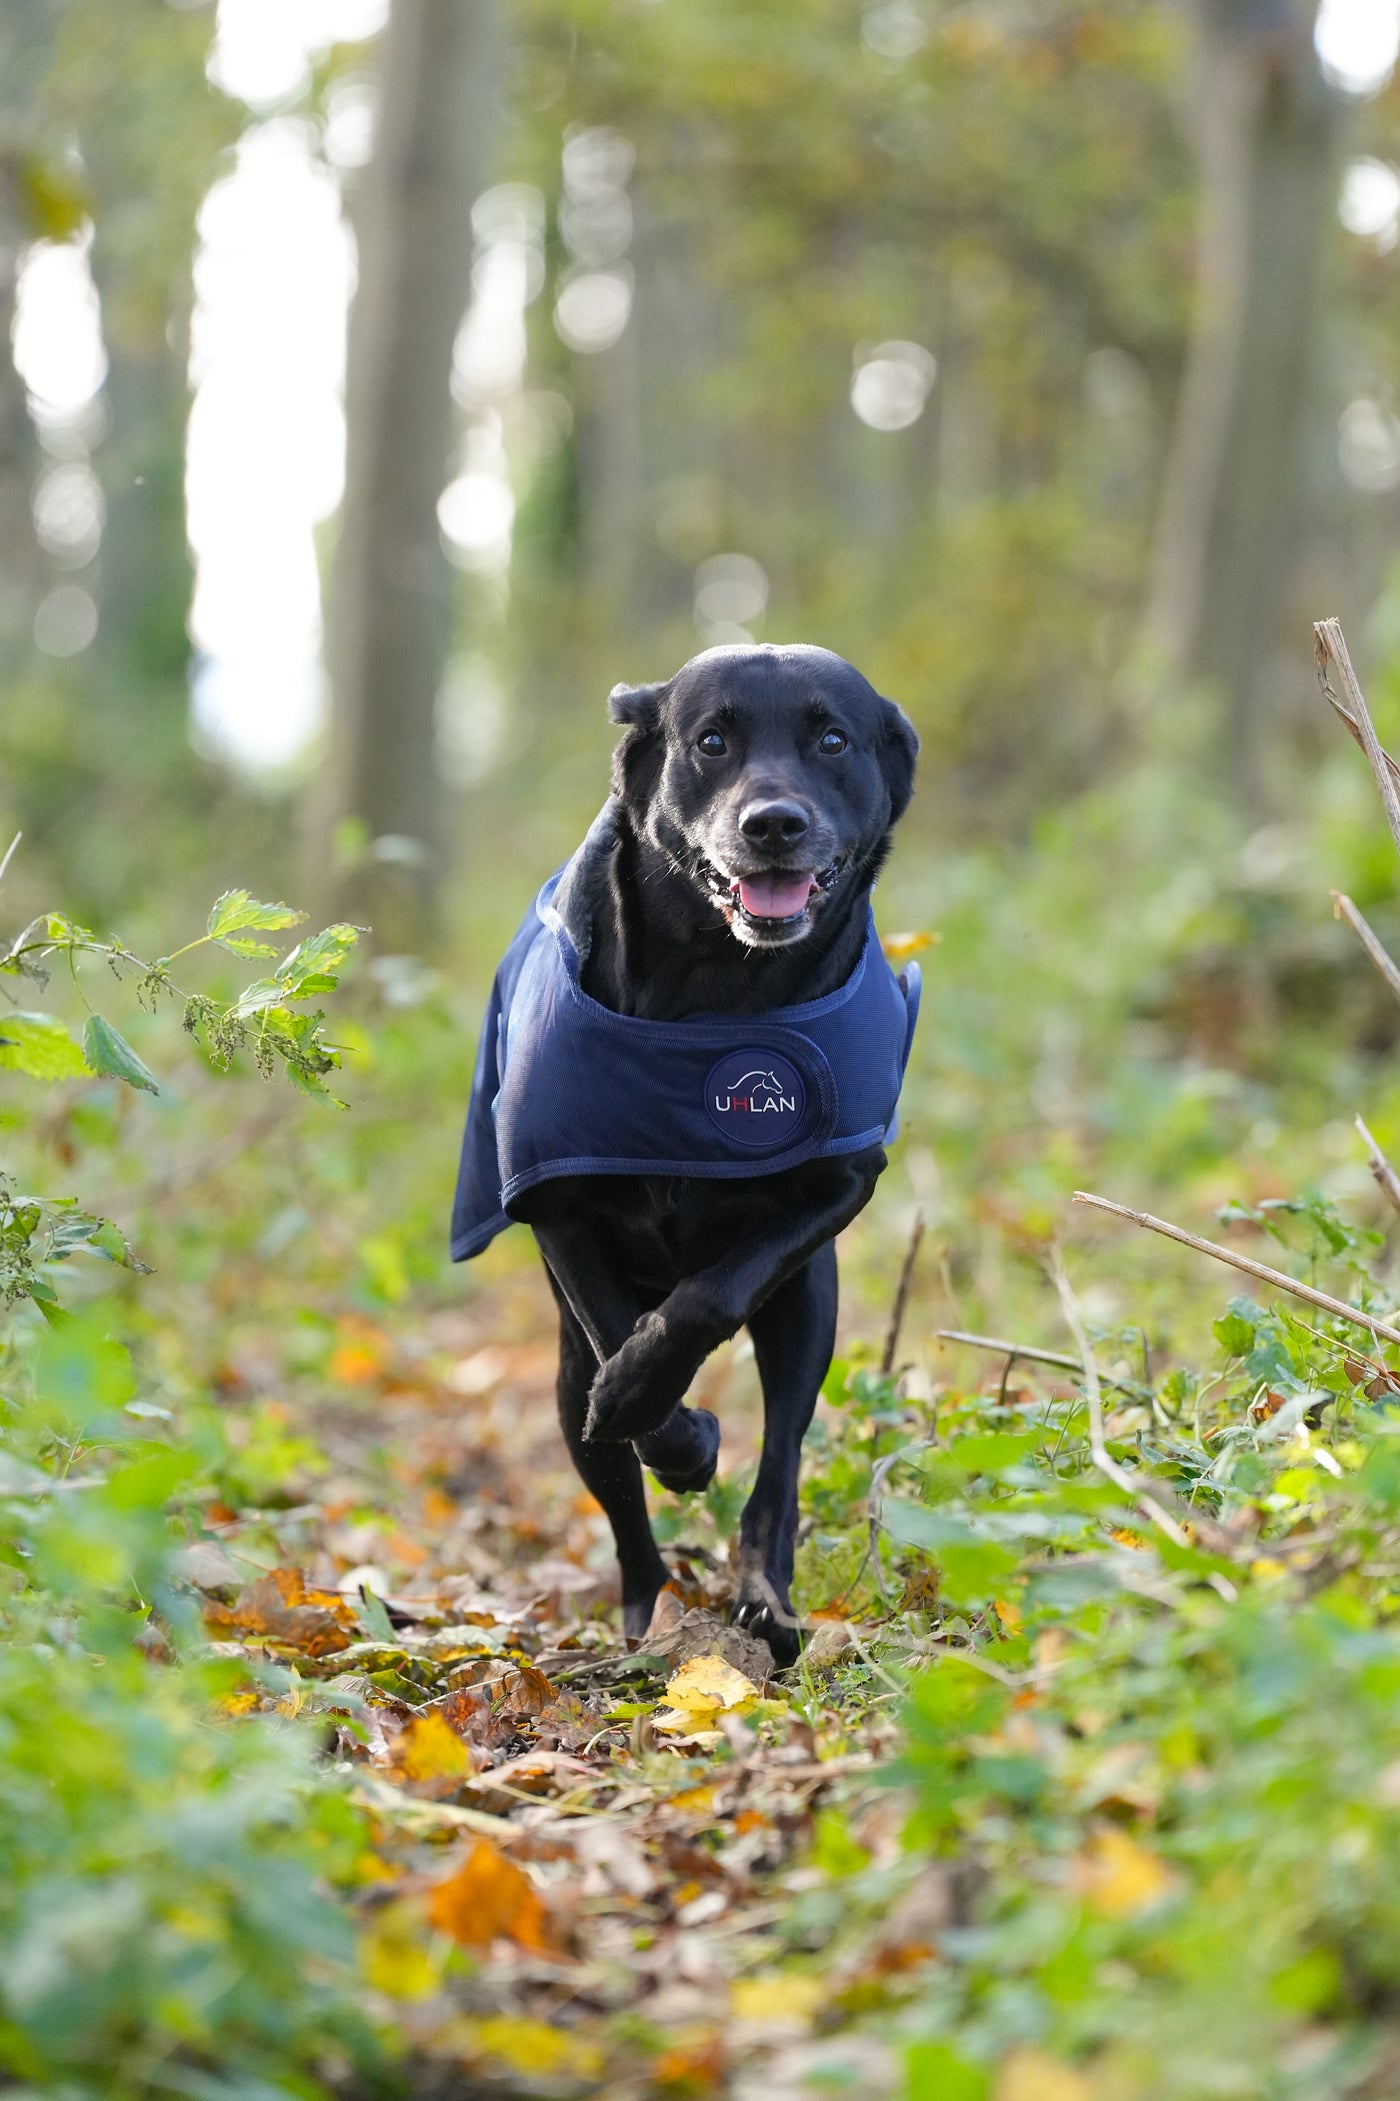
(449, 807, 920, 1262)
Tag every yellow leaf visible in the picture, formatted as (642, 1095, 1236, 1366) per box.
(1074, 1827, 1173, 1918)
(996, 2049, 1091, 2101)
(464, 2016, 603, 2079)
(881, 929, 939, 960)
(667, 1784, 719, 1815)
(662, 1654, 759, 1714)
(394, 1710, 475, 1783)
(360, 1900, 441, 2001)
(427, 1838, 551, 1950)
(731, 1974, 824, 2023)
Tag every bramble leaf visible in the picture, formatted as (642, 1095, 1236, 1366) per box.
(82, 1014, 159, 1095)
(0, 1011, 87, 1080)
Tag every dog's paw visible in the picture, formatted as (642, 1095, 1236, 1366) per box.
(584, 1311, 703, 1442)
(636, 1407, 721, 1494)
(733, 1592, 802, 1669)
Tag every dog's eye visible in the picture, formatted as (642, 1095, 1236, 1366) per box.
(696, 729, 727, 757)
(818, 728, 848, 755)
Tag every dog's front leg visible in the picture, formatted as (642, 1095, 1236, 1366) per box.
(584, 1153, 884, 1444)
(533, 1211, 720, 1520)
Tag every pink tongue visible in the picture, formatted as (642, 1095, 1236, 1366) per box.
(737, 872, 814, 920)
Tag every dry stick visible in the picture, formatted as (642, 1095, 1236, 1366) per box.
(1315, 618, 1400, 862)
(881, 1209, 925, 1375)
(1333, 891, 1400, 1006)
(934, 1327, 1143, 1397)
(1317, 682, 1400, 792)
(1049, 1252, 1195, 1555)
(1357, 1115, 1400, 1220)
(1072, 1190, 1400, 1350)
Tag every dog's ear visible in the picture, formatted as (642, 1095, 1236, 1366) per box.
(608, 678, 668, 812)
(879, 698, 919, 824)
(608, 679, 666, 728)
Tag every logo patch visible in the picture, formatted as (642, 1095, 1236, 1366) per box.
(704, 1049, 807, 1149)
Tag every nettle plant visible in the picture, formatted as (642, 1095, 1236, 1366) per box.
(0, 869, 360, 1317)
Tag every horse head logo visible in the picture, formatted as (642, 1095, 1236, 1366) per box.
(729, 1069, 783, 1097)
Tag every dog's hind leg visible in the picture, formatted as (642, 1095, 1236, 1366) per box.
(731, 1243, 838, 1667)
(545, 1271, 669, 1639)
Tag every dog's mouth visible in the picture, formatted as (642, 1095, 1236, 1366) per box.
(696, 856, 841, 933)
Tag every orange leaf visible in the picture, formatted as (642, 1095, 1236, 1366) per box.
(202, 1566, 357, 1658)
(426, 1839, 550, 1950)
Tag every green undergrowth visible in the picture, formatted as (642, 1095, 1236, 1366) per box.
(9, 754, 1400, 2095)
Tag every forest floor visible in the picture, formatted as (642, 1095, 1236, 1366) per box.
(193, 1262, 924, 2100)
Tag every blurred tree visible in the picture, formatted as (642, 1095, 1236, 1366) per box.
(310, 0, 502, 950)
(0, 1, 64, 679)
(1144, 0, 1343, 798)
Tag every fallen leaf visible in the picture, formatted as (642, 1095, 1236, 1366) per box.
(731, 1974, 824, 2023)
(360, 1900, 441, 2001)
(1073, 1827, 1173, 1917)
(203, 1566, 358, 1658)
(463, 2015, 603, 2080)
(653, 1653, 759, 1733)
(996, 2048, 1091, 2101)
(426, 1837, 551, 1950)
(650, 2026, 725, 2093)
(392, 1709, 476, 1784)
(803, 1621, 855, 1670)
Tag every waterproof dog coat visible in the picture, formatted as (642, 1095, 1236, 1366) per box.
(449, 807, 921, 1263)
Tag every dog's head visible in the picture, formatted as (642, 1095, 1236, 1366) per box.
(608, 643, 918, 949)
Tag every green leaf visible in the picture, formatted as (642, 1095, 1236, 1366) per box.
(207, 890, 305, 943)
(355, 1584, 396, 1643)
(905, 2045, 990, 2101)
(275, 924, 362, 996)
(82, 1014, 159, 1095)
(0, 1011, 87, 1080)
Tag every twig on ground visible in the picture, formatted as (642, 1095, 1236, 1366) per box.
(934, 1327, 1142, 1397)
(1316, 618, 1400, 862)
(1050, 1251, 1198, 1558)
(1073, 1190, 1400, 1350)
(881, 1209, 925, 1375)
(1358, 1115, 1400, 1219)
(1333, 892, 1400, 1008)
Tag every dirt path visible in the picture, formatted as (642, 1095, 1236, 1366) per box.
(192, 1266, 920, 2099)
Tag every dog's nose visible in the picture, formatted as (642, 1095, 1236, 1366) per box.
(738, 798, 811, 848)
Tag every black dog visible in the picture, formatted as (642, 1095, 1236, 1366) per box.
(450, 643, 918, 1663)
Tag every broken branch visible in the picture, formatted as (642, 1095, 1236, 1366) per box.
(1073, 1190, 1400, 1349)
(1315, 618, 1400, 863)
(1050, 1253, 1196, 1556)
(881, 1209, 924, 1375)
(1333, 892, 1400, 1008)
(1357, 1115, 1400, 1219)
(934, 1328, 1141, 1396)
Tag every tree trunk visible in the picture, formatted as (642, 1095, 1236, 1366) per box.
(1143, 0, 1341, 799)
(311, 0, 499, 951)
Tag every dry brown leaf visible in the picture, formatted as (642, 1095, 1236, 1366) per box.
(203, 1566, 358, 1658)
(426, 1837, 552, 1950)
